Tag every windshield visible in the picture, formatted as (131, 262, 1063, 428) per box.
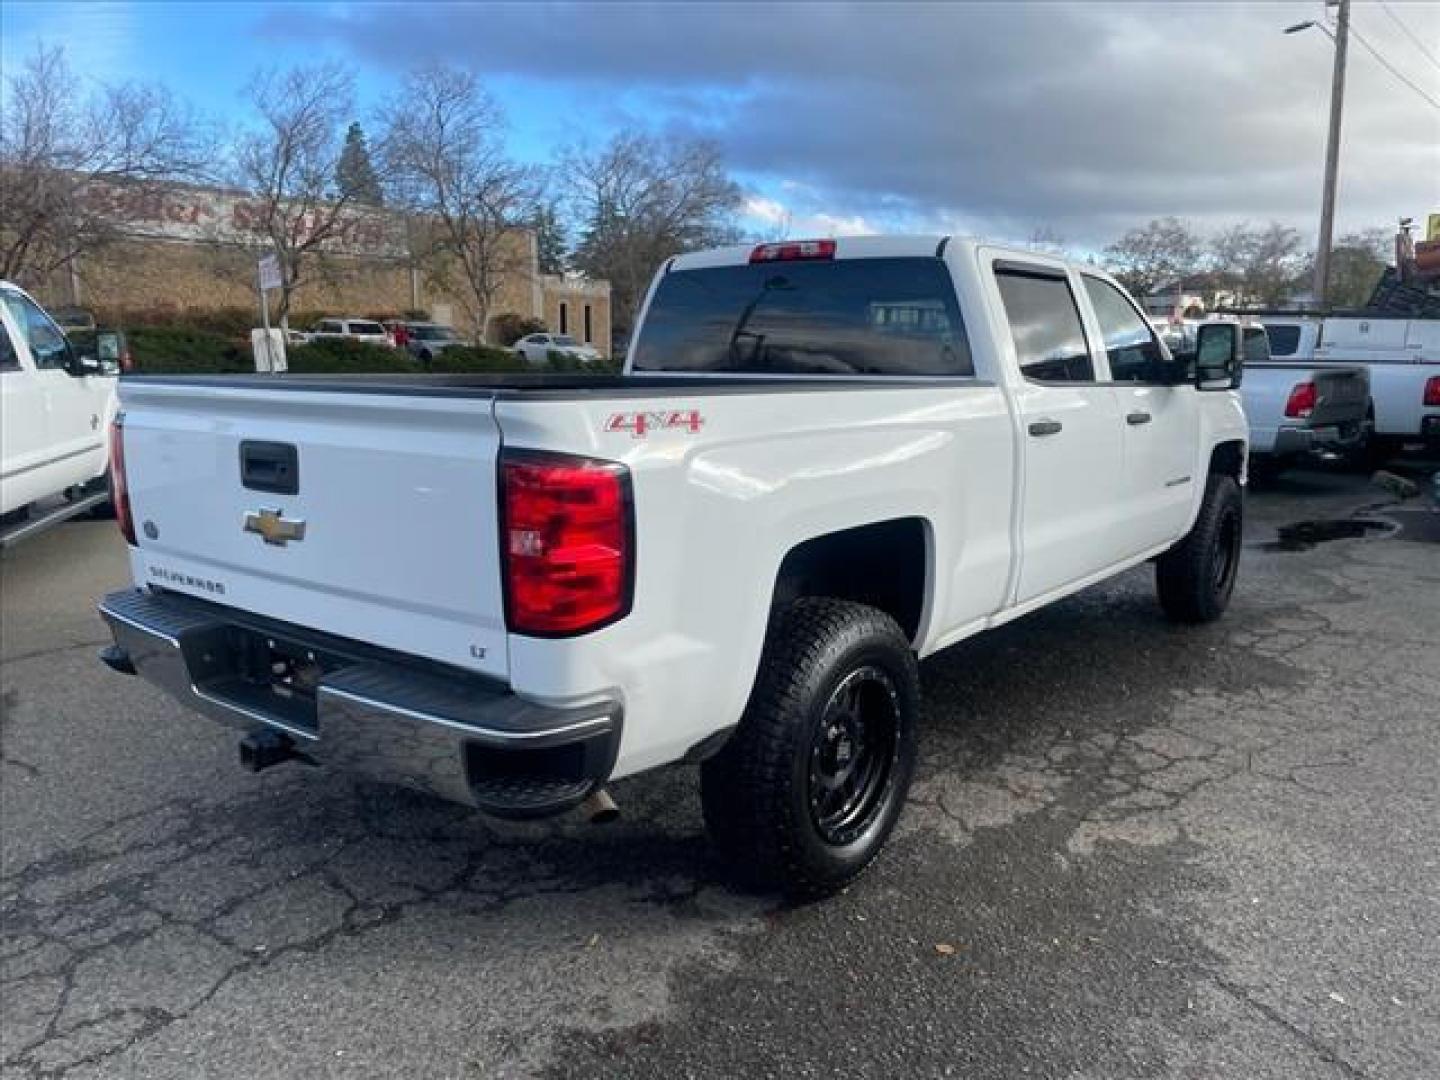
(632, 256, 972, 375)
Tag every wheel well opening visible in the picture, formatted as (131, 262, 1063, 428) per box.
(773, 518, 928, 643)
(1210, 440, 1245, 479)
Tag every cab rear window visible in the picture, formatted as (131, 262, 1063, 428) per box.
(631, 257, 972, 376)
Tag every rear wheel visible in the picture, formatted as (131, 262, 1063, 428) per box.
(701, 599, 919, 897)
(1156, 473, 1242, 624)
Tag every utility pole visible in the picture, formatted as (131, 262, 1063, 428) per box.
(1313, 0, 1350, 308)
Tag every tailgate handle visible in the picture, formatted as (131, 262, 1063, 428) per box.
(240, 441, 299, 495)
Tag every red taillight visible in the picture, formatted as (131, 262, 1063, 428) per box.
(1424, 376, 1440, 407)
(500, 451, 633, 637)
(1284, 381, 1318, 418)
(109, 415, 136, 545)
(749, 239, 836, 263)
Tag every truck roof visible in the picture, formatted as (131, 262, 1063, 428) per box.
(666, 235, 1105, 280)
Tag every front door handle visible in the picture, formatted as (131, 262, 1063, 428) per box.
(1126, 411, 1153, 426)
(1028, 419, 1063, 437)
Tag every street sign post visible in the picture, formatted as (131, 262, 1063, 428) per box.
(255, 254, 286, 373)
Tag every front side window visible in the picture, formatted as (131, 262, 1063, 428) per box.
(1243, 326, 1271, 364)
(0, 291, 70, 370)
(349, 321, 385, 335)
(994, 269, 1093, 382)
(632, 256, 972, 376)
(1082, 276, 1167, 382)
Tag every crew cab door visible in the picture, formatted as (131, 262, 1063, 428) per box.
(1078, 274, 1199, 554)
(990, 260, 1128, 604)
(0, 289, 106, 504)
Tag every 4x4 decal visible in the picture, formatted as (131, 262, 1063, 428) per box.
(605, 410, 705, 438)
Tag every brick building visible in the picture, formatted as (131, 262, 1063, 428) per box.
(25, 182, 612, 355)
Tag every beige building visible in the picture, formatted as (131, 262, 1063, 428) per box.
(27, 182, 612, 355)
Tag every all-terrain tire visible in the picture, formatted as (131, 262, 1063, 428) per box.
(701, 598, 920, 897)
(1155, 473, 1242, 624)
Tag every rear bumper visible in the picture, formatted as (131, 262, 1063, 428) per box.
(1270, 421, 1363, 457)
(98, 588, 621, 818)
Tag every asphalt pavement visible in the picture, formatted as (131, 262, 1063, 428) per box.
(2, 460, 1437, 1079)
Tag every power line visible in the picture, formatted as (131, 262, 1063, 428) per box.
(1348, 23, 1440, 112)
(1378, 0, 1440, 73)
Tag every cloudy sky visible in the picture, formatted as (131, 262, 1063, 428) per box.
(4, 1, 1438, 251)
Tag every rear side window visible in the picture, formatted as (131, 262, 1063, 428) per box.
(994, 269, 1093, 382)
(631, 257, 972, 376)
(1263, 324, 1300, 356)
(1243, 326, 1271, 363)
(0, 320, 18, 372)
(1082, 276, 1167, 382)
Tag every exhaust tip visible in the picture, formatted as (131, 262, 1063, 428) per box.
(580, 787, 619, 824)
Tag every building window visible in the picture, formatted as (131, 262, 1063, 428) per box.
(559, 302, 568, 335)
(584, 304, 592, 343)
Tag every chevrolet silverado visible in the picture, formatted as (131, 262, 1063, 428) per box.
(98, 237, 1249, 894)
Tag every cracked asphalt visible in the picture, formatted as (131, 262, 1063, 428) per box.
(2, 460, 1437, 1079)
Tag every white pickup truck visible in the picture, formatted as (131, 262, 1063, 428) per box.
(1, 281, 118, 544)
(1160, 319, 1369, 476)
(1263, 314, 1440, 462)
(98, 237, 1249, 894)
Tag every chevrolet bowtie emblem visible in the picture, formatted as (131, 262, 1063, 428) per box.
(243, 508, 306, 546)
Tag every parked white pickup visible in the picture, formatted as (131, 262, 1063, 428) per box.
(98, 236, 1250, 894)
(1263, 315, 1440, 460)
(1, 281, 117, 542)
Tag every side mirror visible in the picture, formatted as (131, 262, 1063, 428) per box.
(1194, 323, 1242, 390)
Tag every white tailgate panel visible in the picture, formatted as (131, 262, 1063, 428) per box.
(120, 383, 508, 679)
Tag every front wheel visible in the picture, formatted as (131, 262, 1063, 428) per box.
(1155, 473, 1242, 623)
(701, 599, 919, 897)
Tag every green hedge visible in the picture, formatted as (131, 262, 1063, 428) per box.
(127, 326, 252, 374)
(125, 324, 619, 377)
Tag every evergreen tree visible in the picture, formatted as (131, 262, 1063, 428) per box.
(534, 201, 567, 276)
(337, 121, 383, 204)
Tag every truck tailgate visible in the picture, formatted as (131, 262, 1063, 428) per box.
(118, 380, 509, 680)
(1308, 365, 1369, 426)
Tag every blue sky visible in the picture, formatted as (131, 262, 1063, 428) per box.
(4, 1, 1438, 250)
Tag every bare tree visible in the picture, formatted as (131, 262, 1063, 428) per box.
(1102, 217, 1201, 299)
(1208, 221, 1307, 306)
(1025, 225, 1070, 259)
(560, 133, 742, 334)
(0, 45, 210, 285)
(379, 66, 535, 342)
(234, 64, 358, 326)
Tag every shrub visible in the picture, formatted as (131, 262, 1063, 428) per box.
(491, 311, 546, 346)
(424, 345, 526, 374)
(284, 337, 415, 374)
(127, 326, 251, 374)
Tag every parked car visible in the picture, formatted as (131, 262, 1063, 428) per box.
(305, 317, 394, 348)
(512, 332, 601, 366)
(1, 281, 117, 543)
(97, 236, 1248, 895)
(1167, 319, 1370, 478)
(400, 322, 465, 363)
(1262, 314, 1439, 463)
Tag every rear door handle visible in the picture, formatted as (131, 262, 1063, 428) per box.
(1126, 411, 1152, 425)
(1027, 419, 1063, 437)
